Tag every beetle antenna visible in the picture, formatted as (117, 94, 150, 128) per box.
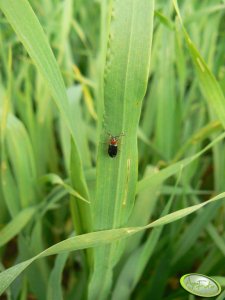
(115, 132, 125, 138)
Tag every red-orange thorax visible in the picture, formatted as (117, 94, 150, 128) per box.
(110, 137, 118, 145)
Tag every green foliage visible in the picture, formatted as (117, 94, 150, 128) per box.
(0, 0, 225, 299)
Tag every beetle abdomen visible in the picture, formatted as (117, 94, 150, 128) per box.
(108, 144, 118, 158)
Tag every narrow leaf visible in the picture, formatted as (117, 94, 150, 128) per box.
(0, 206, 36, 247)
(0, 190, 225, 295)
(173, 0, 225, 129)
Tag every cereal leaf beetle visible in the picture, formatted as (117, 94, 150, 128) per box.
(107, 132, 124, 158)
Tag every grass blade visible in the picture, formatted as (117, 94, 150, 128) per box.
(47, 252, 69, 300)
(89, 0, 155, 298)
(1, 189, 225, 295)
(0, 0, 91, 232)
(0, 206, 36, 248)
(137, 132, 225, 193)
(173, 0, 225, 129)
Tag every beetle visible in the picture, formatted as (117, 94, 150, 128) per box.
(107, 133, 124, 158)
